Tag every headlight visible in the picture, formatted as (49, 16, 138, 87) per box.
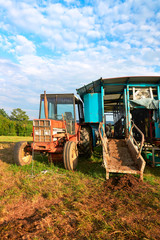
(44, 130, 51, 135)
(53, 128, 65, 135)
(53, 130, 57, 135)
(35, 130, 40, 135)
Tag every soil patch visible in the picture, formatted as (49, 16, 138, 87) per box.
(0, 174, 159, 240)
(104, 174, 145, 192)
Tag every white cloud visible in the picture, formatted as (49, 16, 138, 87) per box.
(0, 0, 160, 119)
(0, 34, 12, 50)
(11, 35, 36, 55)
(64, 0, 75, 3)
(86, 30, 101, 39)
(0, 1, 101, 52)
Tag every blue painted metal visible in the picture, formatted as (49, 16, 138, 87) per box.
(40, 100, 45, 119)
(157, 86, 160, 118)
(130, 106, 146, 108)
(90, 123, 99, 147)
(101, 85, 104, 123)
(155, 85, 160, 138)
(154, 122, 160, 138)
(92, 128, 96, 147)
(128, 84, 158, 87)
(83, 93, 102, 123)
(127, 85, 131, 132)
(103, 83, 158, 87)
(101, 85, 105, 137)
(124, 88, 128, 132)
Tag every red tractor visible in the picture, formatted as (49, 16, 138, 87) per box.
(13, 92, 93, 170)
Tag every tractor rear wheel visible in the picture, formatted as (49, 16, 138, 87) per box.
(63, 141, 78, 170)
(14, 141, 32, 166)
(79, 126, 92, 158)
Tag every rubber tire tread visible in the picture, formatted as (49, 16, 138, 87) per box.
(67, 141, 72, 170)
(63, 141, 71, 170)
(63, 141, 68, 170)
(14, 141, 32, 166)
(79, 126, 92, 158)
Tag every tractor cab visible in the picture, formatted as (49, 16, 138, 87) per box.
(39, 93, 84, 135)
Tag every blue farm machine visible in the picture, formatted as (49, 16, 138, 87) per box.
(13, 76, 160, 179)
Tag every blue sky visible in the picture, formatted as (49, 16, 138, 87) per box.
(0, 0, 160, 119)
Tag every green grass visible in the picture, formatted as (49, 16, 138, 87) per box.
(77, 145, 106, 179)
(0, 136, 160, 239)
(1, 135, 160, 184)
(0, 135, 33, 142)
(144, 166, 160, 186)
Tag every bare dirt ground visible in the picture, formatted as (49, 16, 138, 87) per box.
(0, 143, 160, 239)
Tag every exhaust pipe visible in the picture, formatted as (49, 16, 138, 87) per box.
(44, 91, 48, 119)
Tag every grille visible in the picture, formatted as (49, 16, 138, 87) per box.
(33, 120, 51, 142)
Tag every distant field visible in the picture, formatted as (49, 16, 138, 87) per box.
(0, 136, 33, 142)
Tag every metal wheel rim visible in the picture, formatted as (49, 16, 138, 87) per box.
(22, 148, 31, 163)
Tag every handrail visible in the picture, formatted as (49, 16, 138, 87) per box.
(98, 122, 107, 146)
(98, 122, 106, 137)
(129, 121, 144, 158)
(98, 122, 110, 166)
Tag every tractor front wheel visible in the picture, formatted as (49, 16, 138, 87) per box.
(63, 141, 78, 170)
(14, 141, 32, 166)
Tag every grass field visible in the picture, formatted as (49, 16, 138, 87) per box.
(0, 136, 33, 142)
(0, 136, 160, 239)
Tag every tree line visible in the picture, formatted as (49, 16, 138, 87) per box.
(0, 108, 33, 136)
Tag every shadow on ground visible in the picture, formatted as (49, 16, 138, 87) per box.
(144, 165, 160, 177)
(0, 142, 15, 164)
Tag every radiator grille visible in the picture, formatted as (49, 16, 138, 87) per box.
(33, 120, 51, 142)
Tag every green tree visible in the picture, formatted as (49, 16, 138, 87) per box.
(10, 108, 29, 122)
(0, 108, 31, 136)
(26, 121, 33, 136)
(10, 108, 30, 136)
(9, 121, 16, 136)
(0, 115, 16, 136)
(0, 108, 9, 119)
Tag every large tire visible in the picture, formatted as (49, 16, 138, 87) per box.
(78, 126, 93, 158)
(14, 141, 32, 166)
(63, 141, 78, 170)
